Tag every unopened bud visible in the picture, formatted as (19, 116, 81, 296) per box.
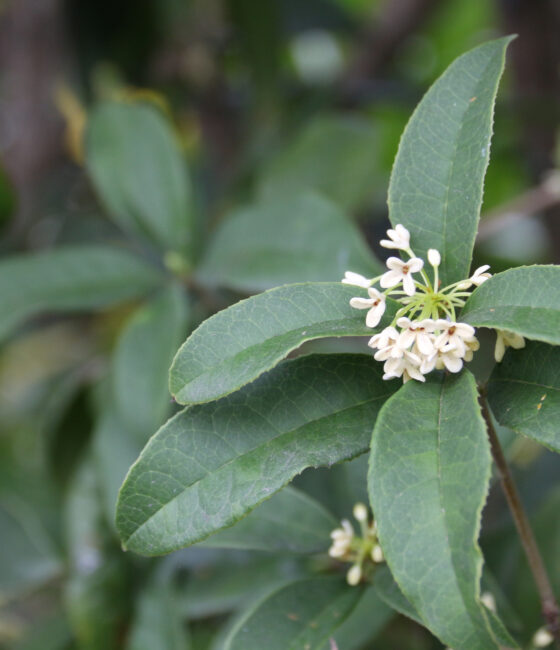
(346, 564, 362, 586)
(353, 503, 368, 523)
(371, 544, 384, 563)
(480, 592, 496, 613)
(533, 626, 554, 647)
(427, 248, 441, 267)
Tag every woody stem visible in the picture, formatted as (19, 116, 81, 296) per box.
(479, 388, 560, 646)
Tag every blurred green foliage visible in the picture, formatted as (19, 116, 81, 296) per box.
(0, 0, 558, 648)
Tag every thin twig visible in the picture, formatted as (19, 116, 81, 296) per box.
(479, 388, 560, 646)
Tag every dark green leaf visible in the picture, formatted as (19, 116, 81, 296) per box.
(368, 371, 514, 649)
(117, 354, 398, 555)
(373, 566, 423, 625)
(223, 577, 362, 650)
(488, 341, 560, 453)
(86, 102, 192, 252)
(202, 486, 337, 553)
(325, 585, 394, 650)
(0, 245, 162, 343)
(196, 193, 382, 292)
(258, 116, 379, 211)
(388, 37, 513, 285)
(113, 284, 189, 441)
(177, 556, 302, 620)
(169, 282, 395, 405)
(461, 266, 560, 345)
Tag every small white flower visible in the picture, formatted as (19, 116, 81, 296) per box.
(457, 264, 492, 290)
(397, 317, 436, 355)
(328, 519, 354, 558)
(494, 329, 526, 362)
(379, 224, 410, 250)
(433, 320, 477, 357)
(434, 348, 464, 373)
(346, 564, 362, 586)
(371, 544, 384, 563)
(380, 256, 424, 296)
(342, 271, 373, 288)
(369, 326, 405, 361)
(368, 326, 399, 351)
(349, 288, 386, 328)
(427, 248, 441, 267)
(353, 503, 368, 523)
(471, 265, 492, 286)
(383, 350, 425, 383)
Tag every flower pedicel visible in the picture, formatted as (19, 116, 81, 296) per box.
(342, 224, 525, 382)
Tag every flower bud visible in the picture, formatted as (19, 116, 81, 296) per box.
(346, 564, 362, 586)
(533, 626, 554, 647)
(371, 544, 384, 563)
(353, 503, 368, 523)
(427, 248, 441, 267)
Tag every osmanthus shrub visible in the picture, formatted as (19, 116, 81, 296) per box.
(114, 37, 560, 649)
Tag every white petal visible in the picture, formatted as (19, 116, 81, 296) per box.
(455, 322, 475, 338)
(417, 332, 435, 355)
(385, 256, 405, 271)
(394, 224, 410, 243)
(398, 328, 416, 349)
(494, 333, 506, 362)
(406, 257, 424, 273)
(379, 238, 400, 249)
(396, 317, 412, 329)
(366, 302, 385, 328)
(402, 272, 416, 296)
(367, 287, 384, 300)
(420, 353, 437, 374)
(342, 271, 371, 288)
(404, 364, 426, 382)
(349, 297, 374, 310)
(379, 269, 402, 288)
(442, 354, 463, 373)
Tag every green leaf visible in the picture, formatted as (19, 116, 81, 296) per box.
(368, 371, 513, 649)
(488, 341, 560, 453)
(201, 486, 337, 553)
(373, 566, 423, 625)
(0, 245, 162, 343)
(461, 266, 560, 345)
(176, 555, 301, 620)
(325, 585, 394, 650)
(113, 284, 189, 441)
(126, 579, 190, 650)
(388, 36, 513, 285)
(170, 282, 395, 405)
(117, 354, 398, 555)
(195, 193, 382, 292)
(86, 102, 192, 252)
(223, 577, 362, 650)
(258, 115, 379, 212)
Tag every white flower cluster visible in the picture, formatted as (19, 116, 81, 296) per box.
(343, 224, 525, 382)
(328, 503, 384, 586)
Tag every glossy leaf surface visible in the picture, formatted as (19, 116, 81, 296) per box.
(388, 37, 512, 285)
(170, 282, 395, 404)
(117, 354, 397, 555)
